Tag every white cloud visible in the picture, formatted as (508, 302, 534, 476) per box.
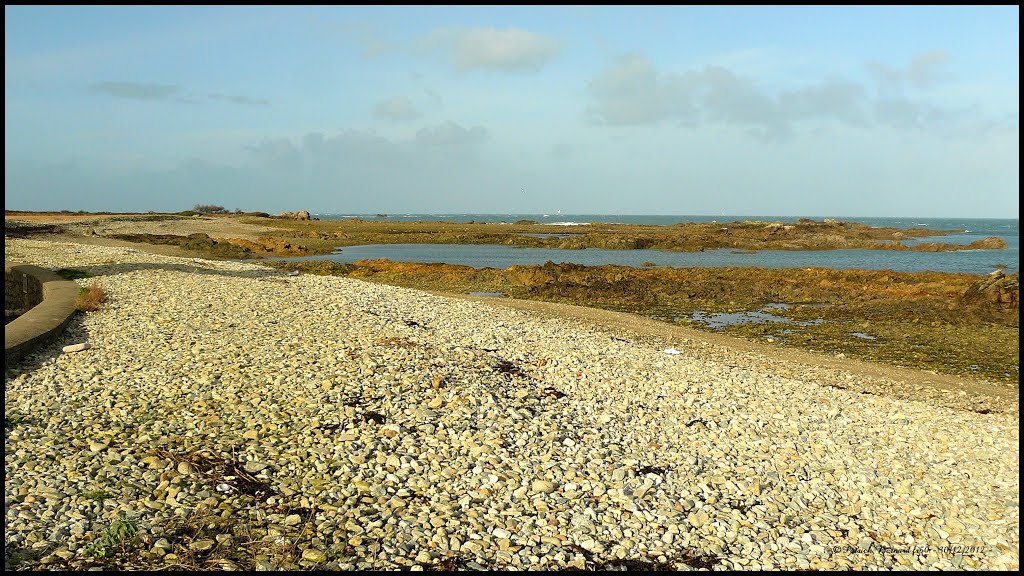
(423, 88, 444, 108)
(585, 51, 997, 139)
(585, 53, 697, 125)
(374, 96, 422, 122)
(242, 122, 489, 179)
(208, 92, 271, 106)
(425, 27, 562, 72)
(779, 80, 867, 126)
(696, 65, 783, 135)
(89, 81, 269, 106)
(866, 50, 951, 91)
(89, 81, 180, 100)
(415, 121, 487, 147)
(246, 138, 303, 173)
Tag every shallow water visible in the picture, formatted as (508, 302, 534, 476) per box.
(286, 242, 1016, 275)
(689, 305, 824, 329)
(285, 216, 1018, 275)
(691, 310, 791, 329)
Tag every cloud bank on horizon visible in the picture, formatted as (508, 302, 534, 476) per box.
(4, 5, 1019, 217)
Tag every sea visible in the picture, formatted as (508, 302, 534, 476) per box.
(285, 214, 1019, 275)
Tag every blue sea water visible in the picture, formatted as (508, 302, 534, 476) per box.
(290, 214, 1018, 275)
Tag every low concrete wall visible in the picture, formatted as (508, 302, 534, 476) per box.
(5, 264, 45, 317)
(4, 263, 81, 365)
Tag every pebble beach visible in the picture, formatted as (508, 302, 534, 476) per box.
(4, 238, 1019, 570)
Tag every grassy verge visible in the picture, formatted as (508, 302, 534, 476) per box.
(56, 268, 92, 280)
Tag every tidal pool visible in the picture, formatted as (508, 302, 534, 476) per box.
(689, 304, 823, 329)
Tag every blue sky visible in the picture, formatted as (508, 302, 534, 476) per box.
(4, 5, 1019, 217)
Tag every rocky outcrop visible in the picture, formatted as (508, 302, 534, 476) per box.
(226, 237, 310, 257)
(905, 236, 1008, 252)
(968, 236, 1009, 250)
(961, 269, 1019, 320)
(277, 210, 311, 221)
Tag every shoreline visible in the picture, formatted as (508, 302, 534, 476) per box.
(6, 211, 1013, 258)
(7, 233, 1016, 409)
(440, 291, 1017, 412)
(6, 212, 1019, 385)
(4, 237, 1019, 570)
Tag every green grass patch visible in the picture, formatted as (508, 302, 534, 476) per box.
(82, 490, 113, 501)
(56, 268, 92, 280)
(82, 514, 138, 559)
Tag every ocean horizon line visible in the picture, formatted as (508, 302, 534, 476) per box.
(312, 212, 1019, 221)
(4, 209, 1018, 222)
(310, 213, 1020, 229)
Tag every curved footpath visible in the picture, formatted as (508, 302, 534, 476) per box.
(4, 238, 1019, 571)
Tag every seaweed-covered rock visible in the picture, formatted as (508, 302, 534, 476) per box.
(961, 270, 1019, 319)
(969, 236, 1009, 250)
(907, 236, 1008, 252)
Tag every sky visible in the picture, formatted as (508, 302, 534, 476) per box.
(4, 5, 1019, 217)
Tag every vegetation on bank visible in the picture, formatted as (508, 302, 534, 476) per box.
(56, 268, 92, 280)
(105, 233, 259, 260)
(55, 267, 109, 312)
(75, 281, 108, 312)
